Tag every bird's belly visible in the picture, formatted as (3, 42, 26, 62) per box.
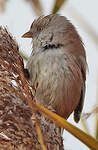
(27, 51, 82, 119)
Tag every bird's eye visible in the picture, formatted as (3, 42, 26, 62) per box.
(37, 26, 43, 32)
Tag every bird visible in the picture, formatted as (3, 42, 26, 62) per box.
(22, 14, 87, 123)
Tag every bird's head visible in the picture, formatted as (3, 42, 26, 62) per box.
(22, 14, 73, 50)
(22, 14, 85, 58)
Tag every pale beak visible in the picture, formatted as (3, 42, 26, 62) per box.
(22, 31, 33, 38)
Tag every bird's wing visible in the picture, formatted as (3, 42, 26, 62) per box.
(74, 56, 87, 123)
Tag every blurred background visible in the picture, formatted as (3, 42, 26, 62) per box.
(0, 0, 98, 149)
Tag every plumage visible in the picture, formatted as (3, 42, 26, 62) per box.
(22, 14, 87, 123)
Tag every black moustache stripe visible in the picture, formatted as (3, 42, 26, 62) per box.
(42, 44, 63, 51)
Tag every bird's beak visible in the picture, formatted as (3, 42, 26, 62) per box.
(22, 31, 33, 38)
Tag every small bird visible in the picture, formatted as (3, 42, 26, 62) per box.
(22, 14, 87, 123)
